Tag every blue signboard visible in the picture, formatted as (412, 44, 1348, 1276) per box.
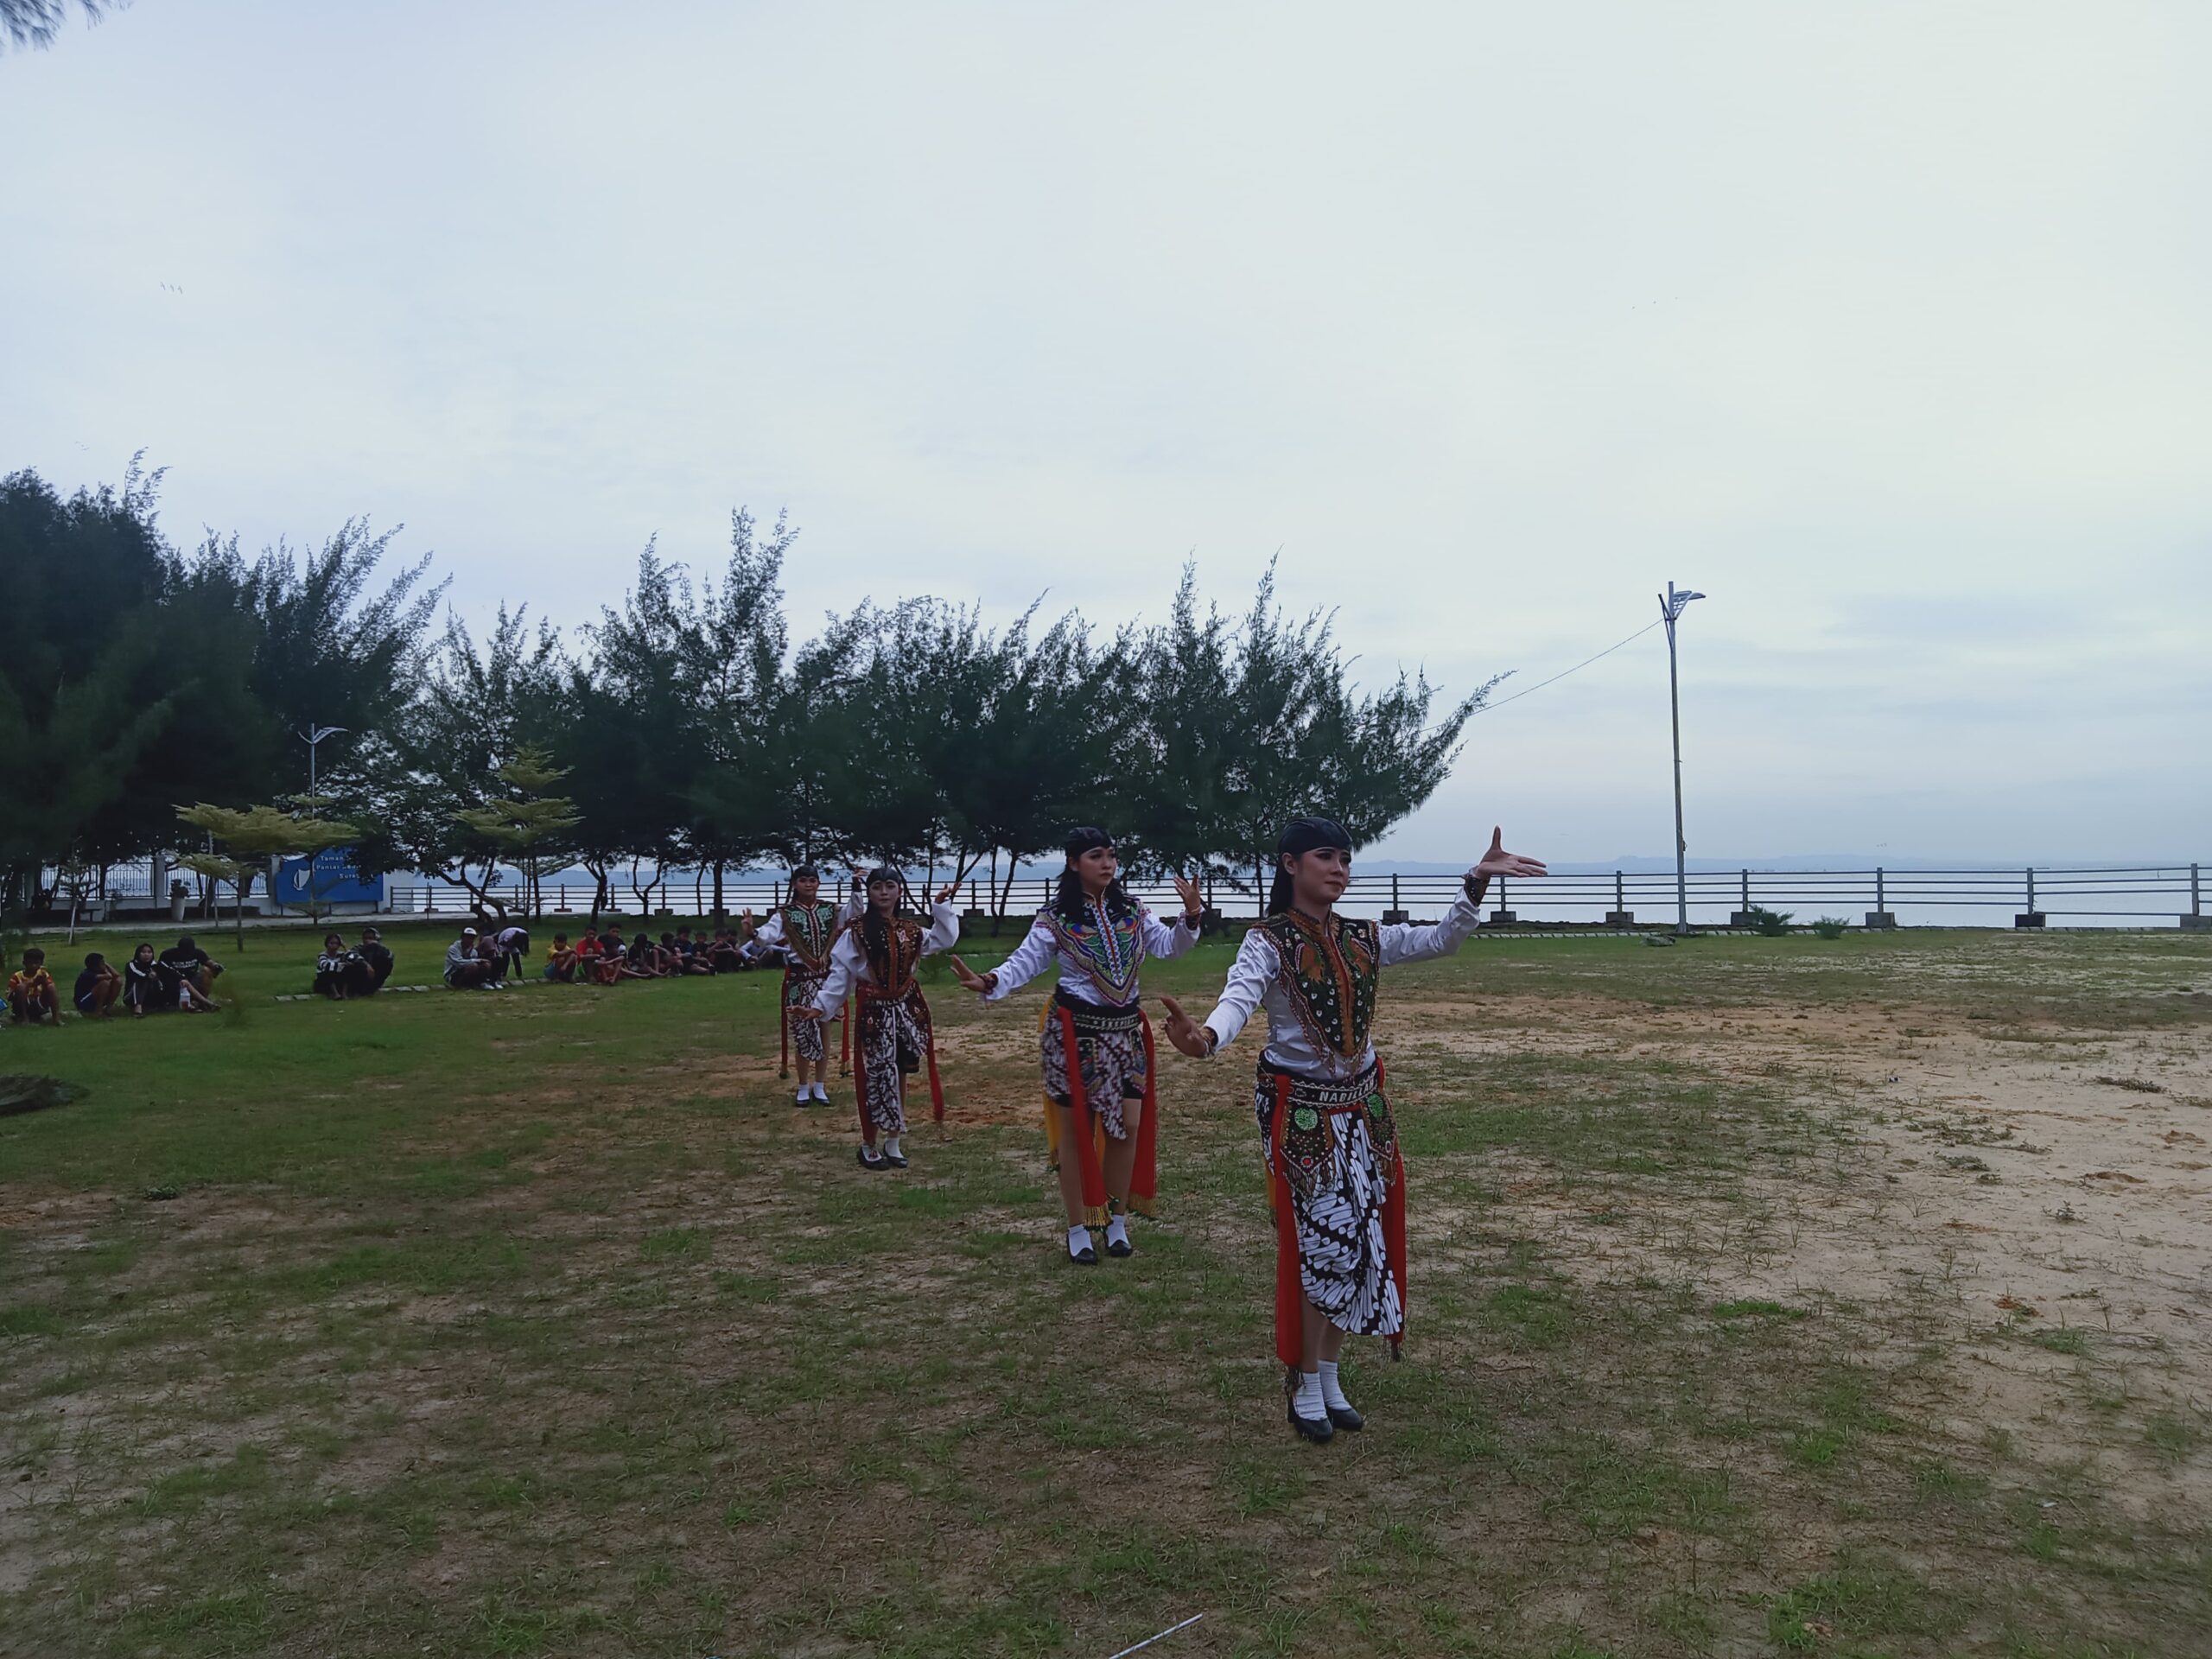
(276, 847, 385, 907)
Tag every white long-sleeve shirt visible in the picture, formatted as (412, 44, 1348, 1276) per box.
(812, 902, 960, 1012)
(1200, 880, 1485, 1081)
(741, 902, 842, 968)
(981, 903, 1200, 1008)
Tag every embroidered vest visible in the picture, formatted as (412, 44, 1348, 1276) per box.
(1042, 901, 1147, 1005)
(860, 915, 925, 997)
(1261, 910, 1381, 1059)
(779, 901, 839, 972)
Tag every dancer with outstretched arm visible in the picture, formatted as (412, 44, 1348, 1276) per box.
(947, 827, 1205, 1265)
(741, 866, 848, 1106)
(1161, 818, 1545, 1444)
(795, 868, 959, 1171)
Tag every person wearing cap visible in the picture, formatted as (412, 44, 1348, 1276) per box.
(741, 866, 849, 1105)
(1161, 817, 1546, 1443)
(444, 926, 499, 989)
(947, 828, 1204, 1265)
(793, 868, 959, 1170)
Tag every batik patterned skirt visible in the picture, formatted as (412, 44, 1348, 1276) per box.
(853, 983, 942, 1139)
(784, 964, 830, 1063)
(1255, 1058, 1406, 1359)
(1039, 992, 1147, 1140)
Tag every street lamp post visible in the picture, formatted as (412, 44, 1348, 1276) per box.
(1657, 584, 1705, 935)
(297, 725, 347, 918)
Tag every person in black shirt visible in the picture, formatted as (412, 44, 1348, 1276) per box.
(73, 951, 122, 1018)
(160, 935, 224, 1001)
(123, 943, 170, 1015)
(356, 927, 395, 993)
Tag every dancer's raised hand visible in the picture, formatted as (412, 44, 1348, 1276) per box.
(946, 953, 991, 994)
(1159, 995, 1212, 1058)
(739, 907, 757, 935)
(1474, 825, 1547, 880)
(934, 882, 959, 906)
(1172, 872, 1204, 917)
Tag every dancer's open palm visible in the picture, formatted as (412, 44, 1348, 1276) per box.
(1172, 873, 1204, 916)
(946, 953, 990, 994)
(1474, 826, 1547, 880)
(1159, 995, 1212, 1058)
(739, 907, 757, 934)
(934, 882, 959, 906)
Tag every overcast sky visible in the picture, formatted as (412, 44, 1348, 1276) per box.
(4, 1, 2206, 864)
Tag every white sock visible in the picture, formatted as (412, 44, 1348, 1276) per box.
(1293, 1369, 1325, 1420)
(1318, 1360, 1352, 1412)
(811, 1081, 829, 1100)
(1105, 1215, 1130, 1251)
(1067, 1223, 1092, 1257)
(795, 1086, 810, 1103)
(883, 1135, 902, 1159)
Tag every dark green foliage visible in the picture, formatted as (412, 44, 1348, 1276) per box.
(4, 464, 1490, 921)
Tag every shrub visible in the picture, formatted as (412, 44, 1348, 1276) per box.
(1812, 916, 1850, 939)
(1745, 906, 1794, 936)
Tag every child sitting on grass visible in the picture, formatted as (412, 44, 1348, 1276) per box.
(544, 933, 579, 982)
(74, 951, 122, 1018)
(7, 949, 60, 1026)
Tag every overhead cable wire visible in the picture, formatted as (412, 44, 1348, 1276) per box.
(1472, 617, 1664, 715)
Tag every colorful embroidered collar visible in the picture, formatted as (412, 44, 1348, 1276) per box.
(1261, 908, 1381, 1059)
(1046, 900, 1147, 1004)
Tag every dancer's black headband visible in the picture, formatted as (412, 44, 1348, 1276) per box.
(1064, 825, 1114, 861)
(790, 866, 819, 882)
(1276, 817, 1352, 860)
(865, 867, 902, 888)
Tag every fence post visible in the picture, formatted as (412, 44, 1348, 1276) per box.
(2017, 866, 2044, 929)
(1866, 866, 1896, 930)
(2184, 862, 2209, 931)
(1731, 868, 1755, 928)
(1384, 873, 1407, 925)
(1490, 874, 1517, 926)
(1606, 869, 1634, 928)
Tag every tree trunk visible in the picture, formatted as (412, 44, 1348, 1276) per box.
(712, 861, 726, 922)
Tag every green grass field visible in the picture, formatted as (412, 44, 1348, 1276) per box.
(3, 920, 2209, 1656)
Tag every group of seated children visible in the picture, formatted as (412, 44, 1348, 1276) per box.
(539, 923, 750, 986)
(312, 928, 396, 1000)
(6, 935, 226, 1025)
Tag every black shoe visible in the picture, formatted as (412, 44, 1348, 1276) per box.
(856, 1147, 887, 1171)
(1287, 1395, 1335, 1443)
(1105, 1233, 1134, 1259)
(1071, 1243, 1097, 1265)
(1325, 1402, 1364, 1432)
(883, 1149, 908, 1169)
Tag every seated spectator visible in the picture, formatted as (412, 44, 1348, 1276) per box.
(543, 933, 578, 982)
(664, 930, 710, 976)
(444, 926, 499, 989)
(356, 927, 395, 992)
(124, 943, 170, 1015)
(628, 929, 669, 977)
(707, 926, 747, 974)
(73, 951, 123, 1019)
(314, 932, 378, 1000)
(160, 935, 224, 999)
(599, 925, 649, 981)
(7, 948, 60, 1027)
(152, 946, 219, 1012)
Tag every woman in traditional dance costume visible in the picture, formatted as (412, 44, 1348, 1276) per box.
(741, 866, 848, 1107)
(1162, 817, 1545, 1443)
(796, 868, 959, 1170)
(948, 828, 1205, 1265)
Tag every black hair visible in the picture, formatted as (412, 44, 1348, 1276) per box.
(859, 867, 914, 964)
(84, 951, 104, 968)
(22, 946, 44, 963)
(790, 866, 820, 882)
(1266, 817, 1354, 916)
(1052, 827, 1136, 925)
